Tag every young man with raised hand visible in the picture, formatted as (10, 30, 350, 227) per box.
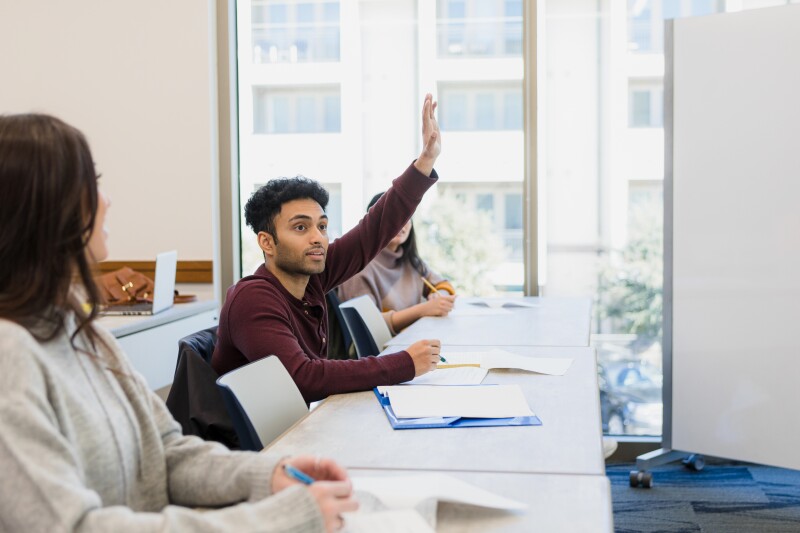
(212, 95, 443, 403)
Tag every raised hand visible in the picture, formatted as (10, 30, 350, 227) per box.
(414, 93, 441, 176)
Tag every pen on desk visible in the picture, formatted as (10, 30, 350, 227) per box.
(421, 276, 438, 295)
(283, 463, 315, 485)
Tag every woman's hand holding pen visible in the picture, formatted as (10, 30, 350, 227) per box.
(420, 276, 455, 317)
(274, 456, 358, 532)
(407, 339, 442, 376)
(422, 293, 456, 317)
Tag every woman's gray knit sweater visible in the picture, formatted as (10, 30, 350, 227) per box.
(0, 315, 324, 532)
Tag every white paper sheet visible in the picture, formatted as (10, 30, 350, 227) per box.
(448, 305, 511, 316)
(384, 384, 534, 418)
(352, 473, 528, 511)
(343, 510, 435, 533)
(439, 349, 574, 376)
(400, 366, 488, 386)
(466, 298, 539, 309)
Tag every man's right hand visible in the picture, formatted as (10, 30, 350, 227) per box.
(406, 338, 442, 376)
(413, 93, 441, 177)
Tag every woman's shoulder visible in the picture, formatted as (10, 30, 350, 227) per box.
(0, 319, 52, 388)
(0, 319, 45, 353)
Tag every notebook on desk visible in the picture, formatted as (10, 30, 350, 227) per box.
(373, 387, 542, 430)
(101, 250, 177, 316)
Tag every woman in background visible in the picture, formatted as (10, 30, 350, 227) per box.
(338, 191, 456, 334)
(0, 113, 356, 532)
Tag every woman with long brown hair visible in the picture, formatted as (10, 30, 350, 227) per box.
(338, 191, 456, 334)
(0, 114, 356, 532)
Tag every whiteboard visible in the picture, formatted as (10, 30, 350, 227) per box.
(668, 5, 800, 469)
(0, 1, 215, 261)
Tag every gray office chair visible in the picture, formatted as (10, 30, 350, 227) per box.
(216, 355, 308, 451)
(338, 294, 393, 357)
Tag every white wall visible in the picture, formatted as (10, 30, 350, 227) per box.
(0, 0, 216, 261)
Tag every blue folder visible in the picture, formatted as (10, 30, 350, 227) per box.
(373, 388, 542, 430)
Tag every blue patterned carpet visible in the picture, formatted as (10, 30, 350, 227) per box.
(607, 462, 800, 532)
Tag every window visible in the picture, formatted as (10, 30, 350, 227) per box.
(437, 0, 523, 57)
(629, 84, 663, 128)
(251, 0, 340, 63)
(544, 0, 783, 437)
(239, 1, 526, 297)
(439, 83, 523, 131)
(504, 193, 523, 230)
(252, 86, 341, 134)
(432, 183, 524, 291)
(544, 0, 674, 437)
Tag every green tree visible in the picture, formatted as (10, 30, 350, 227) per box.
(415, 195, 504, 296)
(597, 200, 663, 350)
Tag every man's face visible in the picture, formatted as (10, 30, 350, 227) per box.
(263, 198, 329, 276)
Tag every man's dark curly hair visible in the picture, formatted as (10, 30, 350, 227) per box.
(244, 176, 329, 243)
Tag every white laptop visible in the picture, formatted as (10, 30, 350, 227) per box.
(102, 250, 178, 316)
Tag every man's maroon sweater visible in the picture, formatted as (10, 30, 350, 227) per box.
(211, 163, 438, 403)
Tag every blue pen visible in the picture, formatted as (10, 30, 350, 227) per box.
(283, 463, 315, 485)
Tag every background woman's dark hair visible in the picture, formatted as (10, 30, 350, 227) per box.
(244, 176, 329, 243)
(368, 192, 428, 277)
(0, 113, 103, 343)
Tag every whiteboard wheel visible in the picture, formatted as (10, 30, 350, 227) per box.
(629, 470, 654, 488)
(683, 454, 705, 471)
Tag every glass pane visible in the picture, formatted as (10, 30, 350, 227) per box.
(630, 90, 651, 127)
(544, 0, 674, 437)
(238, 1, 525, 295)
(544, 0, 788, 437)
(250, 0, 340, 64)
(437, 0, 522, 58)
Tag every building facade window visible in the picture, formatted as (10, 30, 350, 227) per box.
(439, 82, 523, 131)
(436, 0, 523, 57)
(629, 84, 664, 127)
(251, 0, 340, 63)
(252, 86, 341, 134)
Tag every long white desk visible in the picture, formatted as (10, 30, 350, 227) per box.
(349, 469, 613, 532)
(266, 346, 605, 476)
(98, 284, 218, 389)
(386, 297, 592, 348)
(266, 296, 611, 530)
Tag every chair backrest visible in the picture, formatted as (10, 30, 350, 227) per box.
(216, 356, 308, 451)
(326, 290, 353, 356)
(178, 326, 217, 363)
(165, 326, 240, 448)
(338, 294, 393, 358)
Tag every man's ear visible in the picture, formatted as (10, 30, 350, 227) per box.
(258, 231, 275, 258)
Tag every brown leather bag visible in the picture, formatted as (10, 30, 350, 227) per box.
(97, 267, 156, 305)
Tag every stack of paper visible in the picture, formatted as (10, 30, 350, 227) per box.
(382, 384, 534, 419)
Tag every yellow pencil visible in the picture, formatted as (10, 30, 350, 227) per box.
(421, 276, 438, 294)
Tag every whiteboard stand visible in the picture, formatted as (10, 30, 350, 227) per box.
(631, 19, 696, 488)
